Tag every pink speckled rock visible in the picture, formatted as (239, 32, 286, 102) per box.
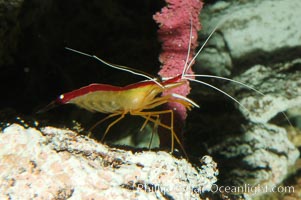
(0, 124, 218, 200)
(153, 0, 203, 123)
(153, 0, 203, 146)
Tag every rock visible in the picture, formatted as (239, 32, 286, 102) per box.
(228, 59, 301, 123)
(208, 123, 299, 193)
(186, 0, 301, 198)
(0, 124, 218, 199)
(196, 0, 301, 76)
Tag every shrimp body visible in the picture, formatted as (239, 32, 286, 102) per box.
(56, 75, 191, 113)
(45, 74, 195, 158)
(59, 82, 162, 113)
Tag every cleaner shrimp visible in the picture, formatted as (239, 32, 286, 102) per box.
(39, 20, 280, 159)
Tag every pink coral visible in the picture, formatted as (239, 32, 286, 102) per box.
(153, 0, 203, 127)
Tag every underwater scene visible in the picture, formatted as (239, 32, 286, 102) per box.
(0, 0, 300, 199)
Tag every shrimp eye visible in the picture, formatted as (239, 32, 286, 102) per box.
(55, 94, 66, 104)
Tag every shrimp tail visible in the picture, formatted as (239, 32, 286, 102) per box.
(36, 100, 60, 114)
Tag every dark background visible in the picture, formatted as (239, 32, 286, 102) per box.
(1, 0, 166, 114)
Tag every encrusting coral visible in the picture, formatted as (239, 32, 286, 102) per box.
(153, 0, 203, 123)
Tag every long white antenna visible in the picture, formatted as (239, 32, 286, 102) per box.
(181, 15, 193, 78)
(184, 74, 265, 96)
(186, 77, 249, 112)
(65, 47, 164, 88)
(185, 23, 220, 74)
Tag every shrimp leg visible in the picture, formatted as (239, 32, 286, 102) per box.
(131, 110, 188, 158)
(88, 112, 123, 138)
